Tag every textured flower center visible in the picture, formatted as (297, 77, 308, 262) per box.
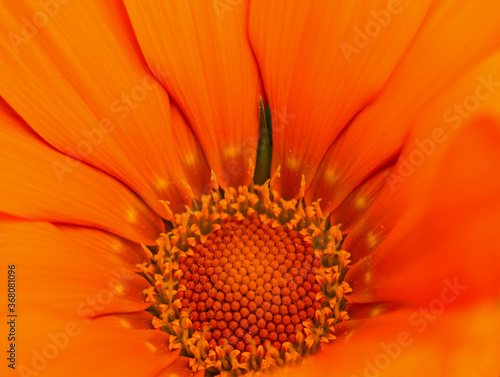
(177, 216, 323, 354)
(140, 164, 352, 376)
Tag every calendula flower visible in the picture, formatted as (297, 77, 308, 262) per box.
(1, 1, 499, 376)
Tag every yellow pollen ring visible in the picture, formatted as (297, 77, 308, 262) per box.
(141, 171, 352, 376)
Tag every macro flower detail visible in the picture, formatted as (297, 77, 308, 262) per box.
(1, 1, 500, 377)
(143, 171, 351, 374)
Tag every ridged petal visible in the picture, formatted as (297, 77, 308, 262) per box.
(0, 221, 149, 315)
(344, 51, 500, 262)
(156, 357, 204, 377)
(0, 109, 163, 244)
(171, 102, 211, 202)
(0, 0, 198, 217)
(347, 114, 500, 305)
(10, 311, 178, 377)
(124, 0, 262, 187)
(287, 303, 500, 377)
(331, 164, 393, 233)
(249, 0, 430, 198)
(307, 0, 500, 211)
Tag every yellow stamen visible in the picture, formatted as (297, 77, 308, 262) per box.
(211, 170, 219, 191)
(181, 180, 195, 202)
(299, 174, 306, 200)
(249, 159, 256, 191)
(270, 165, 281, 189)
(159, 200, 174, 222)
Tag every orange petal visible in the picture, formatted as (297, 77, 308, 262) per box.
(287, 302, 500, 377)
(88, 311, 157, 330)
(8, 310, 178, 377)
(0, 221, 150, 316)
(56, 224, 150, 268)
(347, 114, 500, 305)
(249, 0, 430, 198)
(344, 50, 500, 262)
(0, 109, 163, 244)
(331, 163, 394, 233)
(0, 1, 197, 217)
(307, 0, 500, 211)
(123, 0, 262, 187)
(171, 101, 212, 202)
(156, 356, 204, 377)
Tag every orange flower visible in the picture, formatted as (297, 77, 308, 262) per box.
(1, 1, 500, 376)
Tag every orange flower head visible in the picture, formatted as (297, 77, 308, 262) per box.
(0, 1, 499, 377)
(143, 170, 351, 375)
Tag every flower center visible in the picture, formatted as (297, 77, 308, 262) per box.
(178, 216, 322, 353)
(140, 164, 352, 376)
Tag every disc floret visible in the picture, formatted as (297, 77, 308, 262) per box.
(140, 165, 352, 376)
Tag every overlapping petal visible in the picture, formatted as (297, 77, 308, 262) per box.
(307, 0, 500, 212)
(347, 114, 500, 305)
(10, 310, 178, 377)
(124, 0, 262, 187)
(0, 0, 201, 218)
(0, 107, 163, 244)
(287, 302, 500, 377)
(331, 164, 393, 233)
(156, 357, 204, 377)
(344, 51, 500, 261)
(170, 102, 211, 200)
(249, 0, 430, 198)
(0, 221, 149, 315)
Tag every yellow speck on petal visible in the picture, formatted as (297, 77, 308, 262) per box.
(364, 271, 372, 285)
(324, 168, 338, 185)
(367, 232, 378, 249)
(111, 239, 123, 253)
(146, 341, 158, 352)
(120, 319, 131, 329)
(224, 145, 239, 158)
(355, 196, 366, 209)
(113, 281, 125, 295)
(344, 329, 355, 342)
(287, 155, 299, 170)
(157, 178, 169, 190)
(126, 208, 137, 222)
(183, 153, 195, 166)
(369, 305, 383, 317)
